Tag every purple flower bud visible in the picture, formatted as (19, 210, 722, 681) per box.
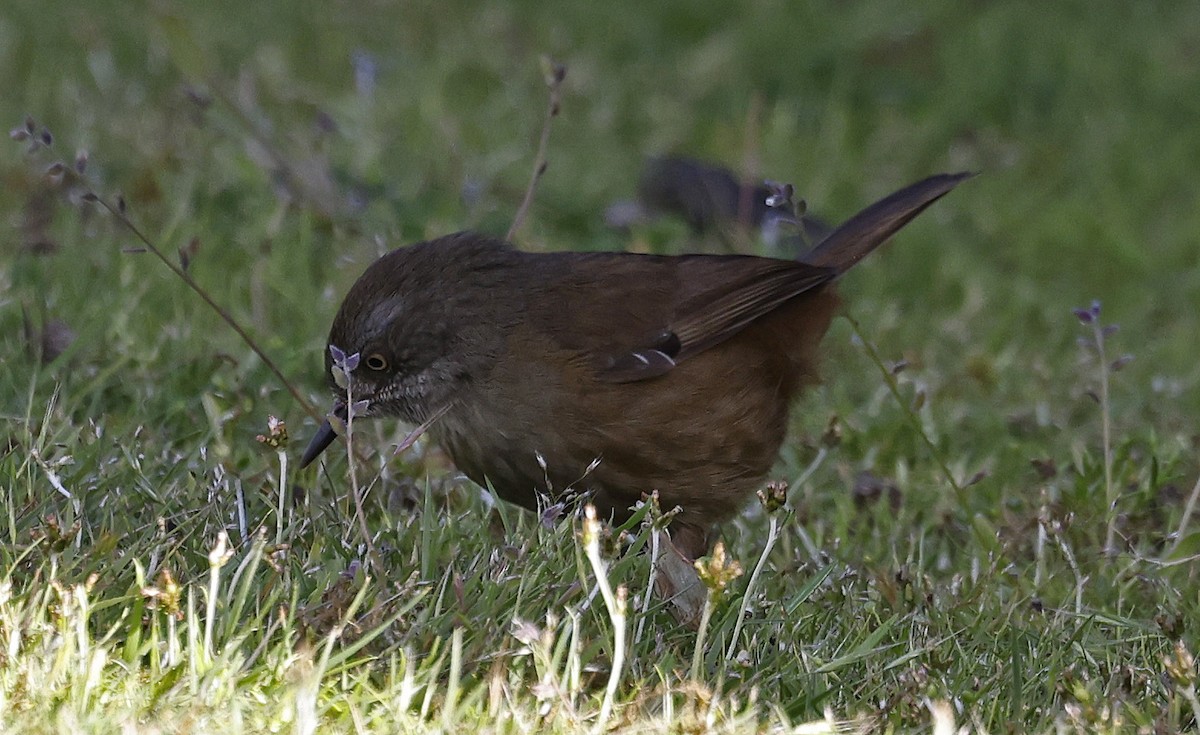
(1074, 300, 1102, 324)
(1102, 324, 1119, 338)
(330, 346, 361, 372)
(1110, 355, 1133, 372)
(540, 502, 566, 528)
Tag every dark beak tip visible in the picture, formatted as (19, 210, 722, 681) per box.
(298, 420, 338, 469)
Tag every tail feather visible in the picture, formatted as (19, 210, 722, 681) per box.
(802, 172, 973, 274)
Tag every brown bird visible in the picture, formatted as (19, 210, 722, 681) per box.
(300, 172, 968, 561)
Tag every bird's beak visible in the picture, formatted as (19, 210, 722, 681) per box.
(298, 420, 338, 468)
(298, 400, 347, 469)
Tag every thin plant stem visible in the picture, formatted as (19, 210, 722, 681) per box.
(690, 593, 715, 681)
(276, 450, 288, 546)
(1092, 319, 1117, 554)
(725, 515, 779, 659)
(1168, 473, 1200, 556)
(790, 446, 827, 497)
(634, 527, 660, 648)
(847, 316, 963, 500)
(507, 60, 566, 242)
(344, 378, 383, 576)
(1046, 521, 1085, 615)
(582, 506, 626, 731)
(788, 447, 828, 564)
(204, 531, 231, 663)
(88, 195, 320, 421)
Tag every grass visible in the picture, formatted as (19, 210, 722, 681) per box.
(3, 0, 1200, 731)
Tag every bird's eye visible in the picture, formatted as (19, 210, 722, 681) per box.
(364, 353, 389, 371)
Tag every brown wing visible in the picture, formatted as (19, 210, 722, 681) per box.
(597, 256, 835, 383)
(518, 249, 832, 384)
(670, 259, 835, 358)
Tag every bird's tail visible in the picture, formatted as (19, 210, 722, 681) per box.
(801, 172, 972, 274)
